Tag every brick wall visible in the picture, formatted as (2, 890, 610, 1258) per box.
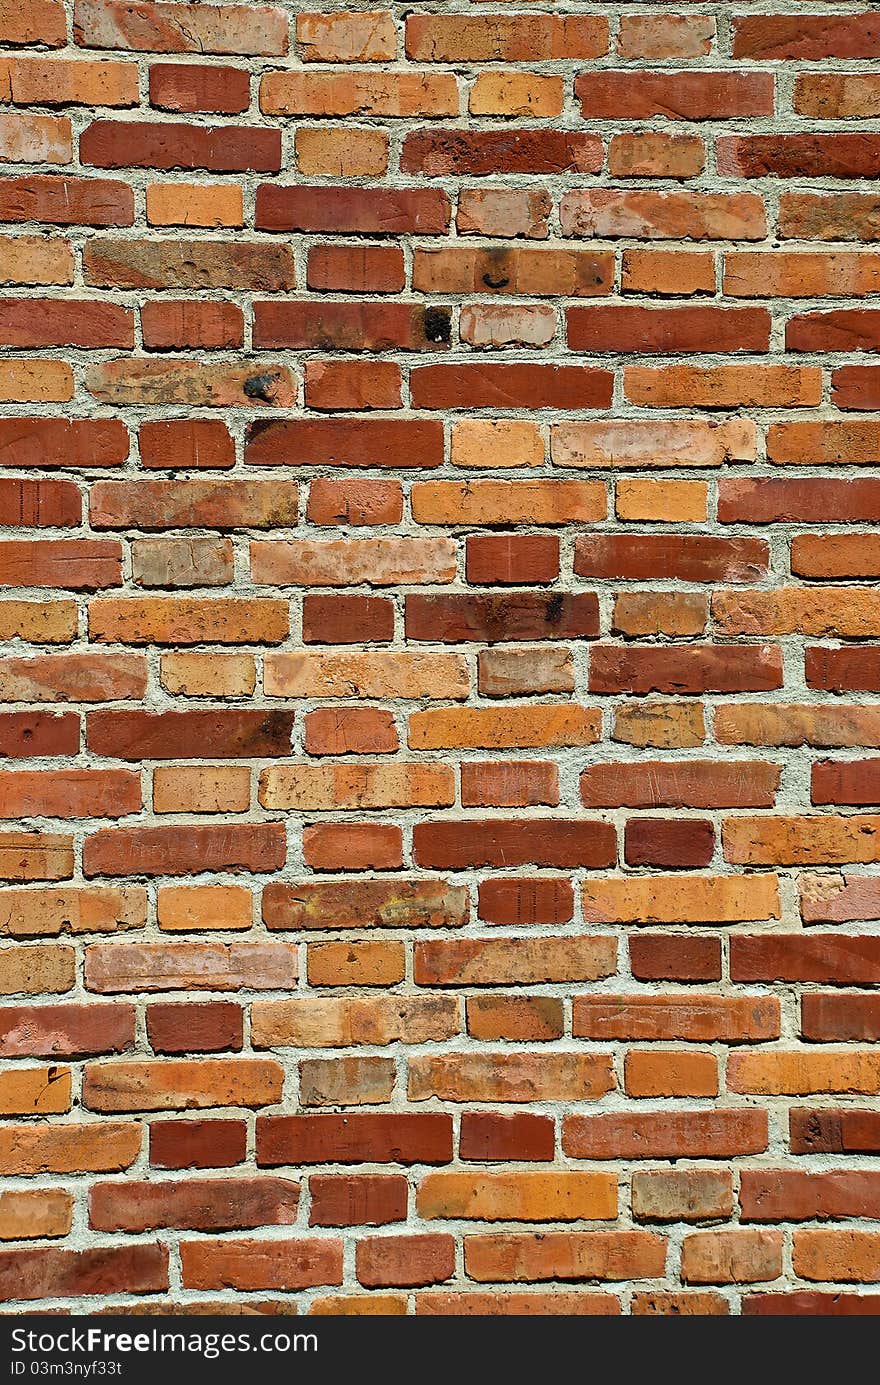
(0, 0, 879, 1316)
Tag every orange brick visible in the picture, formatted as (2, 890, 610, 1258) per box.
(153, 766, 251, 814)
(295, 128, 388, 177)
(146, 183, 243, 228)
(307, 941, 405, 988)
(616, 480, 708, 523)
(624, 1050, 719, 1098)
(157, 885, 253, 933)
(417, 1173, 617, 1222)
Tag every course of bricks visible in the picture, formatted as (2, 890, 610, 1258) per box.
(2, 0, 880, 1317)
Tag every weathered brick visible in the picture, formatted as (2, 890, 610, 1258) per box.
(632, 1170, 733, 1224)
(553, 419, 756, 469)
(83, 822, 287, 877)
(90, 1176, 298, 1232)
(574, 995, 779, 1043)
(564, 1111, 768, 1160)
(561, 190, 766, 241)
(680, 1230, 782, 1285)
(409, 1053, 614, 1103)
(180, 1239, 342, 1292)
(4, 0, 878, 1312)
(0, 1244, 168, 1301)
(85, 941, 296, 992)
(414, 935, 615, 986)
(464, 1232, 666, 1284)
(149, 63, 249, 113)
(83, 1058, 284, 1112)
(73, 1, 289, 56)
(260, 71, 459, 119)
(252, 995, 458, 1049)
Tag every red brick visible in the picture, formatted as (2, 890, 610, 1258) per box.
(413, 819, 616, 870)
(576, 71, 774, 120)
(0, 175, 132, 226)
(477, 878, 574, 926)
(0, 769, 138, 820)
(307, 479, 402, 528)
(401, 130, 602, 177)
(0, 540, 120, 590)
(181, 1239, 342, 1293)
(84, 238, 295, 291)
(149, 63, 250, 113)
(410, 364, 612, 411)
(405, 14, 608, 62)
(464, 1231, 666, 1283)
(83, 822, 287, 877)
(303, 708, 397, 756)
(0, 478, 80, 528)
(733, 14, 880, 59)
(0, 1002, 135, 1057)
(141, 300, 243, 351)
(629, 935, 722, 983)
(307, 244, 405, 294)
(0, 712, 79, 758)
(302, 595, 394, 645)
(459, 1113, 555, 1163)
(720, 478, 880, 524)
(90, 1176, 298, 1232)
(0, 298, 132, 348)
(583, 760, 778, 810)
(146, 1002, 243, 1054)
(466, 535, 559, 586)
(744, 1293, 880, 1316)
(789, 1108, 880, 1156)
(302, 823, 402, 872)
(357, 1234, 454, 1288)
(407, 594, 599, 643)
(257, 185, 449, 235)
(305, 361, 402, 412)
(564, 1111, 768, 1160)
(309, 1176, 407, 1228)
(262, 879, 467, 932)
(813, 759, 880, 807)
(257, 1114, 453, 1166)
(589, 645, 783, 696)
(567, 304, 769, 354)
(246, 418, 444, 470)
(461, 761, 559, 809)
(731, 936, 880, 986)
(0, 0, 66, 46)
(787, 310, 880, 353)
(255, 300, 446, 353)
(149, 1119, 246, 1170)
(86, 709, 293, 759)
(833, 366, 880, 411)
(0, 1245, 168, 1301)
(81, 120, 280, 172)
(719, 135, 880, 181)
(575, 536, 768, 584)
(138, 420, 234, 471)
(0, 418, 127, 469)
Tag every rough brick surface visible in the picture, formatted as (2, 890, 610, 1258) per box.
(1, 0, 878, 1318)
